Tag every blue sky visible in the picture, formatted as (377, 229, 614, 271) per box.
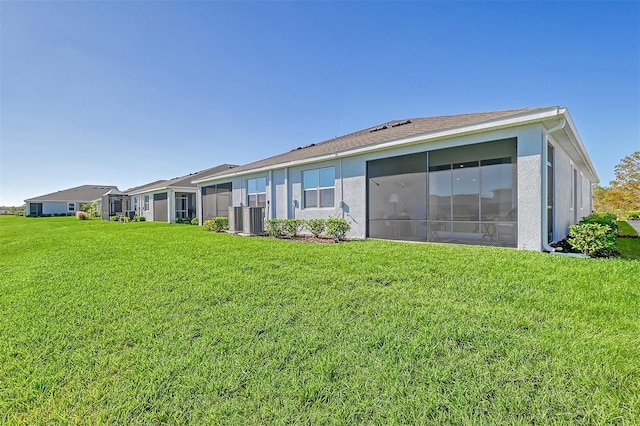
(1, 1, 638, 206)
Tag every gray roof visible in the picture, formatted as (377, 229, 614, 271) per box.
(25, 185, 119, 202)
(195, 107, 555, 182)
(127, 164, 238, 194)
(124, 179, 168, 194)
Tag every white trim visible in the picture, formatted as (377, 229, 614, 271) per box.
(193, 108, 564, 185)
(128, 185, 196, 196)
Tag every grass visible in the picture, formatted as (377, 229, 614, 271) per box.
(1, 216, 639, 424)
(616, 221, 640, 260)
(618, 220, 638, 236)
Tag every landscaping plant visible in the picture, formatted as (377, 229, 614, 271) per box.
(266, 219, 285, 237)
(204, 217, 229, 232)
(326, 218, 350, 241)
(282, 219, 305, 237)
(569, 222, 616, 257)
(306, 218, 326, 237)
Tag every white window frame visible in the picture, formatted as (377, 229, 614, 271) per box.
(579, 171, 584, 210)
(68, 202, 75, 212)
(144, 195, 150, 211)
(246, 177, 267, 208)
(303, 167, 335, 209)
(570, 162, 575, 212)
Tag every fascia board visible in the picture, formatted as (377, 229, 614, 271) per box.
(561, 109, 600, 184)
(194, 108, 562, 185)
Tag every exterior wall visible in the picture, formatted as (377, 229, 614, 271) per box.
(515, 124, 544, 251)
(550, 135, 593, 240)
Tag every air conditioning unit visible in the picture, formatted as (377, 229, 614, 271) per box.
(228, 206, 244, 233)
(242, 207, 265, 235)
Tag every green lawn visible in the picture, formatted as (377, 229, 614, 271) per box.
(618, 220, 639, 236)
(1, 216, 639, 424)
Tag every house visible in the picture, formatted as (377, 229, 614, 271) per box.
(193, 107, 598, 251)
(127, 164, 237, 223)
(25, 185, 119, 216)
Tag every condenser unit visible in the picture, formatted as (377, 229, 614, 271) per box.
(242, 207, 265, 235)
(228, 206, 244, 233)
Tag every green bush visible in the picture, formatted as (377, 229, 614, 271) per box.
(204, 217, 228, 232)
(306, 218, 326, 237)
(266, 219, 285, 237)
(120, 216, 130, 223)
(628, 211, 640, 220)
(326, 218, 350, 241)
(191, 218, 199, 225)
(580, 213, 618, 234)
(282, 219, 305, 237)
(133, 216, 146, 222)
(175, 218, 184, 224)
(569, 223, 616, 257)
(110, 216, 119, 222)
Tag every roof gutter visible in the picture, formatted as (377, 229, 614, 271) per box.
(542, 115, 565, 252)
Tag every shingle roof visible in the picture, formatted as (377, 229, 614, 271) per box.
(127, 164, 238, 194)
(195, 107, 556, 182)
(25, 185, 119, 202)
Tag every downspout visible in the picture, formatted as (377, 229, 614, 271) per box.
(339, 158, 344, 219)
(284, 167, 289, 219)
(268, 170, 273, 220)
(541, 118, 565, 252)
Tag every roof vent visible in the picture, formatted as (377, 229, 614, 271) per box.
(391, 120, 411, 128)
(370, 125, 388, 133)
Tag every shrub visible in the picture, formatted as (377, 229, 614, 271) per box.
(265, 219, 285, 237)
(204, 217, 228, 232)
(326, 218, 350, 241)
(110, 216, 119, 222)
(282, 219, 305, 237)
(120, 216, 130, 223)
(306, 218, 326, 237)
(133, 216, 147, 222)
(191, 218, 199, 225)
(175, 218, 184, 224)
(75, 211, 88, 220)
(568, 223, 616, 257)
(628, 211, 640, 220)
(580, 213, 618, 234)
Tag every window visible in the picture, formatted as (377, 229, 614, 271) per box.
(133, 197, 138, 212)
(68, 203, 75, 212)
(570, 164, 575, 212)
(579, 171, 584, 210)
(303, 167, 335, 208)
(247, 177, 267, 208)
(144, 195, 150, 211)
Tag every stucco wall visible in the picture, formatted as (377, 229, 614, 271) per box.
(550, 136, 593, 240)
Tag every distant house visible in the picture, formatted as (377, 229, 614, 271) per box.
(127, 164, 237, 223)
(25, 185, 119, 216)
(193, 107, 599, 251)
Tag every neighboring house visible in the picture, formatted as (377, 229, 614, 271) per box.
(25, 185, 119, 216)
(127, 164, 237, 223)
(193, 107, 598, 251)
